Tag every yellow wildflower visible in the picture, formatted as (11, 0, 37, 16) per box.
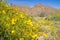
(20, 38, 24, 40)
(26, 19, 33, 26)
(19, 12, 24, 18)
(11, 30, 16, 35)
(2, 10, 6, 14)
(43, 32, 48, 38)
(11, 18, 17, 25)
(20, 14, 24, 18)
(32, 34, 38, 38)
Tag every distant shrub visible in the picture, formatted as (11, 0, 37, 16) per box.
(46, 14, 60, 21)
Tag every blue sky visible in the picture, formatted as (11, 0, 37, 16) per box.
(8, 0, 60, 9)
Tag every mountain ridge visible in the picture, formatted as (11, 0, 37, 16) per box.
(12, 4, 60, 17)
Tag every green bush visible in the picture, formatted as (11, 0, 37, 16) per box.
(0, 3, 42, 40)
(46, 14, 60, 21)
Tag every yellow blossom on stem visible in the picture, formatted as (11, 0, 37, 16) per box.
(11, 18, 17, 25)
(11, 30, 16, 35)
(20, 14, 24, 18)
(2, 10, 6, 14)
(26, 19, 33, 26)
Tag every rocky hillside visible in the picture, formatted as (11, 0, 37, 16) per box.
(12, 4, 60, 17)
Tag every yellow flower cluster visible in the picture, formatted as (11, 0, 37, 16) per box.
(2, 10, 6, 14)
(32, 34, 38, 39)
(11, 18, 17, 25)
(38, 19, 54, 25)
(26, 19, 33, 26)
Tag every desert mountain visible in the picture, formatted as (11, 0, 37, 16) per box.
(12, 4, 60, 17)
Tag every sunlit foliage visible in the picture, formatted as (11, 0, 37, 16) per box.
(0, 0, 59, 40)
